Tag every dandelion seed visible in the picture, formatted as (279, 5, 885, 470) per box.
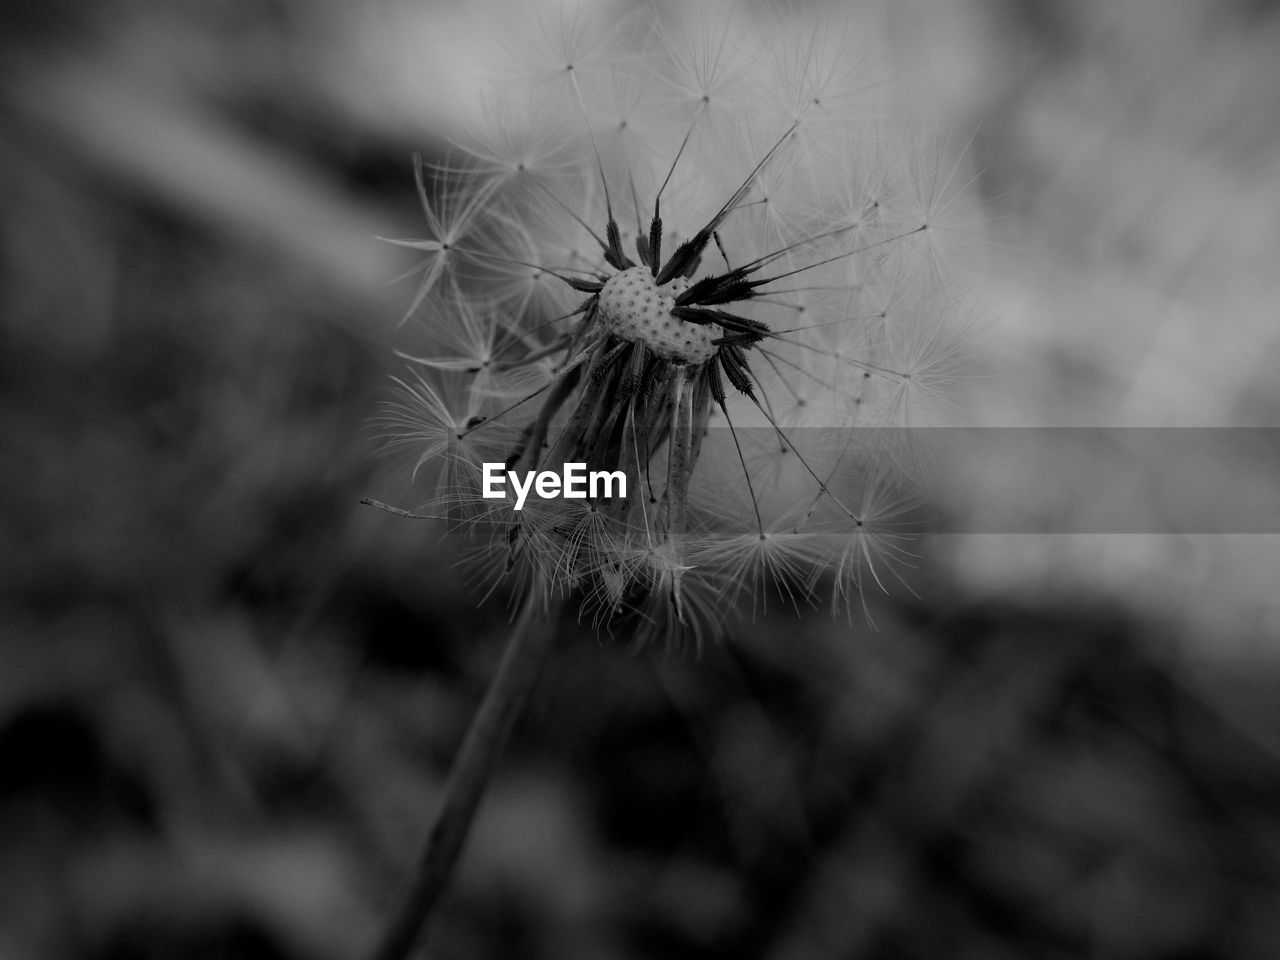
(377, 0, 978, 646)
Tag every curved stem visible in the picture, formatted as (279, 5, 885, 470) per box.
(369, 590, 556, 960)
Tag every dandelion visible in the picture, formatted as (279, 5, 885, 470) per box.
(366, 2, 976, 955)
(376, 1, 971, 638)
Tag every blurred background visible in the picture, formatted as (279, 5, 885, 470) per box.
(3, 1, 1279, 957)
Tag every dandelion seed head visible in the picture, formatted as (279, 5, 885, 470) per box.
(376, 0, 983, 645)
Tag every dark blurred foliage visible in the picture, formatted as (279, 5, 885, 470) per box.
(3, 1, 1280, 959)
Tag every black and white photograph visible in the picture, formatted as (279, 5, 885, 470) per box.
(3, 1, 1279, 957)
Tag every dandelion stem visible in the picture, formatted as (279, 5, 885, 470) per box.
(368, 590, 556, 960)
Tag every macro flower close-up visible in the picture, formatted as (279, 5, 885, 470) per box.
(5, 0, 1280, 957)
(376, 0, 973, 645)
